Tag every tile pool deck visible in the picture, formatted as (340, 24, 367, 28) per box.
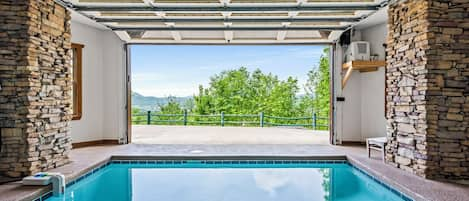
(0, 144, 467, 201)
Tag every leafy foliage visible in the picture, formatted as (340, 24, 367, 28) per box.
(131, 108, 146, 124)
(158, 96, 184, 114)
(298, 47, 330, 117)
(194, 67, 299, 116)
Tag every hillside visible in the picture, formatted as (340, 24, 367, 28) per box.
(131, 92, 192, 112)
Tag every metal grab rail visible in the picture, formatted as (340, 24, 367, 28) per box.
(131, 110, 329, 130)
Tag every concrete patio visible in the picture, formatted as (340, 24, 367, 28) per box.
(132, 125, 330, 144)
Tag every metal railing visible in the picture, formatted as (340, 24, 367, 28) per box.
(132, 110, 329, 130)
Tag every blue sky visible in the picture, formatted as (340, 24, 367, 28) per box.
(131, 45, 326, 97)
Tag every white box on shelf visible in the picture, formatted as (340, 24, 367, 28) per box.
(345, 41, 370, 61)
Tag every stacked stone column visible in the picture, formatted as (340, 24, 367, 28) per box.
(386, 0, 469, 181)
(0, 0, 72, 177)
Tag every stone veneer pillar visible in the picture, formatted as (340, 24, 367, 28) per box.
(0, 0, 72, 177)
(386, 0, 469, 181)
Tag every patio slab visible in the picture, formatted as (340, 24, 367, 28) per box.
(0, 144, 467, 201)
(132, 125, 330, 144)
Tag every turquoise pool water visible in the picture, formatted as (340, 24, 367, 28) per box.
(44, 160, 411, 201)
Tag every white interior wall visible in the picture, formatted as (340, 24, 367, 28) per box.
(334, 22, 387, 142)
(341, 71, 363, 141)
(70, 21, 105, 143)
(101, 32, 127, 141)
(70, 17, 126, 143)
(359, 24, 387, 140)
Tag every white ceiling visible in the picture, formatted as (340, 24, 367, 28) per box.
(64, 0, 388, 44)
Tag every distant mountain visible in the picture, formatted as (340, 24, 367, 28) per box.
(132, 92, 313, 112)
(131, 92, 192, 112)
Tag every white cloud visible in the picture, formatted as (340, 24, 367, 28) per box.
(253, 170, 290, 197)
(134, 86, 200, 97)
(286, 48, 324, 59)
(132, 73, 171, 82)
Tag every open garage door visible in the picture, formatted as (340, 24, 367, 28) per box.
(127, 44, 332, 145)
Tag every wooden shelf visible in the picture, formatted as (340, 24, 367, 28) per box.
(342, 60, 386, 72)
(342, 60, 385, 89)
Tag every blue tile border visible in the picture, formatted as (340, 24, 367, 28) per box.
(34, 158, 413, 201)
(109, 159, 348, 165)
(35, 161, 112, 200)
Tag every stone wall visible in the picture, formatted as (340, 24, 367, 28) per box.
(386, 0, 469, 181)
(0, 0, 72, 177)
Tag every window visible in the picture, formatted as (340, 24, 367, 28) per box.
(71, 43, 83, 120)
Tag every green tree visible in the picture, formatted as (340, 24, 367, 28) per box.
(319, 168, 331, 201)
(266, 77, 298, 117)
(299, 47, 330, 116)
(159, 96, 184, 114)
(193, 85, 214, 115)
(156, 96, 184, 125)
(182, 98, 195, 112)
(194, 67, 299, 117)
(131, 107, 145, 125)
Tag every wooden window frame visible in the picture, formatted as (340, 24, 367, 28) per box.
(72, 43, 84, 120)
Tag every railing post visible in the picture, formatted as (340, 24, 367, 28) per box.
(183, 109, 187, 126)
(221, 112, 225, 127)
(147, 111, 151, 125)
(312, 112, 317, 130)
(260, 112, 264, 127)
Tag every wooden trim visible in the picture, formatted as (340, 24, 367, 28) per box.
(72, 139, 119, 149)
(340, 141, 365, 146)
(72, 43, 85, 49)
(71, 43, 84, 120)
(341, 63, 354, 89)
